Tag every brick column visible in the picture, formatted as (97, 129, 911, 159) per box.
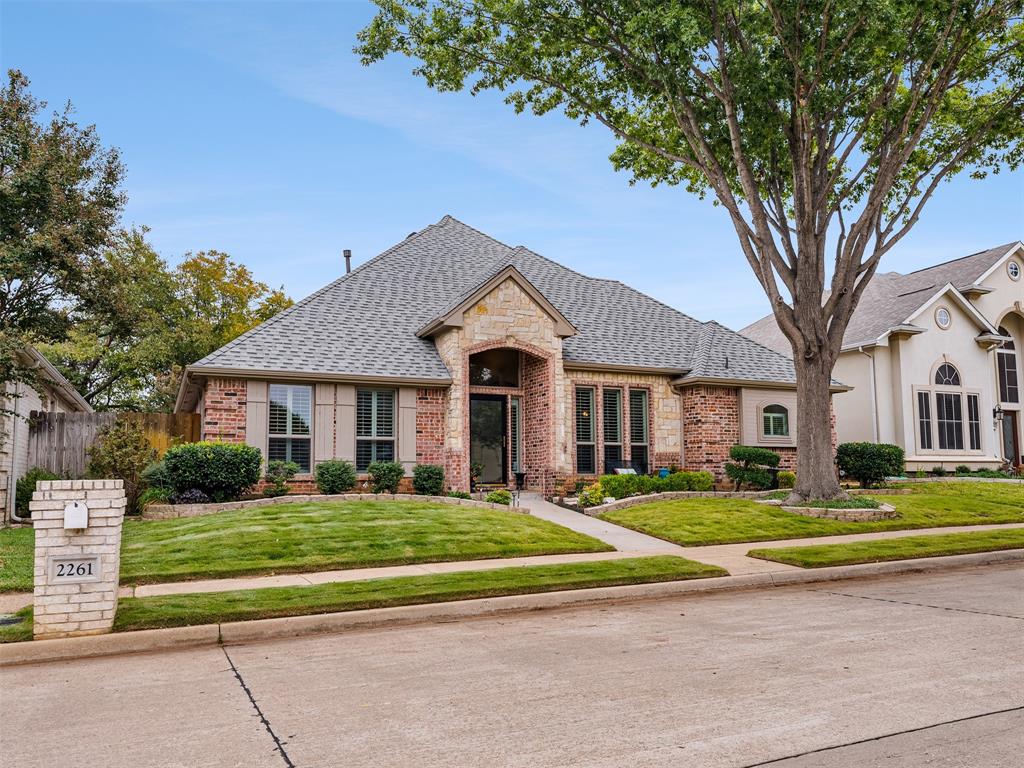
(30, 480, 126, 639)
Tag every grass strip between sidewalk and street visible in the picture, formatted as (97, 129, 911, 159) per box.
(0, 556, 726, 642)
(747, 528, 1024, 568)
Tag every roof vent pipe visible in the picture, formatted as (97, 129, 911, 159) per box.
(343, 249, 352, 274)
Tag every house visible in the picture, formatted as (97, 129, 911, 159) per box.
(742, 242, 1024, 471)
(175, 216, 845, 493)
(2, 345, 93, 521)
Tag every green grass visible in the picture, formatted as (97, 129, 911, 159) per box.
(0, 607, 32, 644)
(0, 527, 34, 592)
(748, 528, 1024, 568)
(111, 556, 726, 632)
(0, 500, 611, 591)
(599, 482, 1024, 546)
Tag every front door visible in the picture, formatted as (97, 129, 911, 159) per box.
(1003, 412, 1021, 466)
(470, 394, 507, 485)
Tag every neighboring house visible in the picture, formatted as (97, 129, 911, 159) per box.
(742, 242, 1024, 471)
(2, 345, 93, 520)
(175, 216, 845, 493)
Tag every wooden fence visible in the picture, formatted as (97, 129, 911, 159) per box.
(27, 411, 201, 478)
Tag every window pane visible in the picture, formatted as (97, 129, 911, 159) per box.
(629, 389, 648, 445)
(356, 390, 374, 437)
(356, 440, 373, 472)
(936, 393, 963, 450)
(917, 391, 932, 450)
(269, 384, 311, 437)
(469, 349, 519, 387)
(375, 391, 395, 438)
(268, 437, 310, 473)
(575, 388, 594, 443)
(576, 444, 596, 475)
(631, 445, 649, 476)
(268, 437, 288, 463)
(269, 385, 290, 435)
(603, 389, 622, 444)
(356, 439, 395, 472)
(603, 444, 622, 475)
(289, 387, 311, 436)
(998, 352, 1019, 403)
(967, 395, 981, 451)
(934, 364, 961, 386)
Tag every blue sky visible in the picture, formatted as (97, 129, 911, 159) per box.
(4, 1, 1022, 329)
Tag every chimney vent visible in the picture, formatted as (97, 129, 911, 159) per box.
(343, 249, 352, 274)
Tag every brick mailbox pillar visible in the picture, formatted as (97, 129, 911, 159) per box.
(30, 479, 126, 639)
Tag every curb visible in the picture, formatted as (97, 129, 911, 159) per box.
(3, 549, 1023, 667)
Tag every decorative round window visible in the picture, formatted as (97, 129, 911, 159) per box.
(1009, 260, 1021, 281)
(934, 306, 952, 329)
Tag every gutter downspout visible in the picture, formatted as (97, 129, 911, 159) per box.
(857, 347, 879, 443)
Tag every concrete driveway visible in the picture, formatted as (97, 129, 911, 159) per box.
(2, 564, 1022, 767)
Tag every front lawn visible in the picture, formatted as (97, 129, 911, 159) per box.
(112, 555, 726, 631)
(0, 500, 612, 591)
(599, 482, 1024, 546)
(748, 528, 1024, 568)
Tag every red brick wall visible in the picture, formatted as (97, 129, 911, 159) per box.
(681, 385, 740, 479)
(201, 378, 247, 443)
(521, 353, 553, 491)
(415, 388, 446, 466)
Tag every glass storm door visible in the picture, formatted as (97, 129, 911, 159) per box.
(1003, 413, 1021, 466)
(470, 395, 507, 485)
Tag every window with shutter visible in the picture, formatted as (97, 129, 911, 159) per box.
(355, 389, 396, 471)
(575, 387, 595, 474)
(628, 389, 649, 474)
(602, 388, 622, 473)
(268, 384, 313, 472)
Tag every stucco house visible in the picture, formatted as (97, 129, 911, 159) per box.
(2, 345, 92, 521)
(743, 242, 1024, 471)
(175, 216, 843, 493)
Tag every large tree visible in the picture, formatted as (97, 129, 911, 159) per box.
(0, 69, 125, 415)
(359, 0, 1024, 499)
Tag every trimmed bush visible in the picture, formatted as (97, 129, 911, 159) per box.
(577, 483, 605, 508)
(263, 460, 299, 497)
(777, 470, 796, 489)
(447, 490, 472, 499)
(367, 460, 405, 494)
(315, 459, 357, 494)
(598, 470, 713, 499)
(485, 489, 513, 505)
(955, 465, 971, 475)
(724, 445, 780, 490)
(931, 465, 947, 477)
(836, 442, 905, 488)
(412, 464, 445, 496)
(16, 466, 59, 515)
(662, 471, 715, 492)
(87, 418, 157, 514)
(163, 441, 262, 502)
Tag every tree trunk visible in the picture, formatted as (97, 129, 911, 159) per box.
(789, 353, 845, 501)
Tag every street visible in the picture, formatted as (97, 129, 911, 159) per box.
(2, 564, 1022, 767)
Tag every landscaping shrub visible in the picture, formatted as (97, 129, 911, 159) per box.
(835, 442, 905, 488)
(931, 466, 947, 477)
(137, 486, 172, 509)
(141, 460, 173, 490)
(412, 464, 445, 496)
(777, 470, 796, 489)
(662, 471, 715, 492)
(447, 490, 472, 499)
(169, 488, 210, 505)
(263, 460, 299, 497)
(87, 418, 157, 514)
(485, 489, 513, 505)
(599, 473, 641, 499)
(16, 466, 59, 515)
(724, 445, 780, 490)
(577, 483, 605, 508)
(367, 460, 404, 494)
(955, 465, 972, 475)
(163, 442, 262, 502)
(315, 459, 357, 494)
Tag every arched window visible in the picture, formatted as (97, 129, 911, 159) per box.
(762, 404, 789, 437)
(917, 361, 980, 453)
(934, 363, 961, 386)
(997, 326, 1019, 403)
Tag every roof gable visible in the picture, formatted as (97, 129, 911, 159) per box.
(416, 264, 577, 338)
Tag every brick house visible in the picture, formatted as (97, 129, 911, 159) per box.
(175, 216, 845, 493)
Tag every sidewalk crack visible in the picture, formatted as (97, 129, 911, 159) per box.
(222, 647, 295, 767)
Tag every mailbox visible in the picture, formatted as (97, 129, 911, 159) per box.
(63, 500, 88, 530)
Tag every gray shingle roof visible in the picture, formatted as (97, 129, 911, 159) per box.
(741, 242, 1022, 355)
(192, 216, 800, 385)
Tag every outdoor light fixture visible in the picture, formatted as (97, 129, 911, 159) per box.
(994, 403, 1004, 429)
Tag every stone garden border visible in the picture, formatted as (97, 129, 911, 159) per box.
(581, 490, 775, 516)
(778, 502, 898, 522)
(143, 493, 529, 520)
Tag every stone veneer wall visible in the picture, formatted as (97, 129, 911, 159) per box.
(201, 378, 247, 443)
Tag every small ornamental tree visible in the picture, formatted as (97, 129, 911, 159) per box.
(86, 418, 156, 513)
(725, 445, 780, 491)
(359, 2, 1024, 500)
